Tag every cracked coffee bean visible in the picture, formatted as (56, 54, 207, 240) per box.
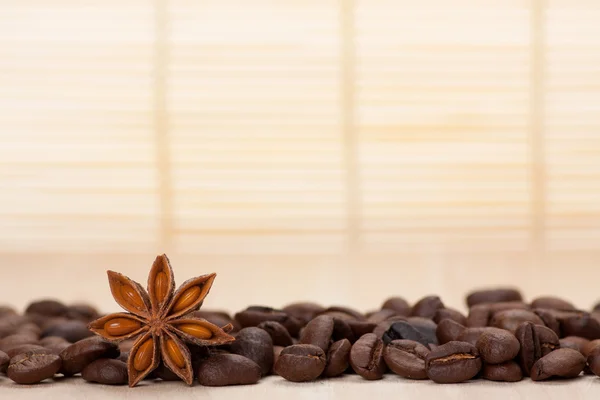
(426, 341, 482, 383)
(383, 339, 429, 380)
(516, 322, 559, 376)
(274, 344, 326, 382)
(349, 333, 386, 380)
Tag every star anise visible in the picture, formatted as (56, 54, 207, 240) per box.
(88, 254, 235, 387)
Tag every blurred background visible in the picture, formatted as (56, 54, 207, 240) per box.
(1, 0, 599, 313)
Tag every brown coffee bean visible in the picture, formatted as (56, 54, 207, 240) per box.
(516, 322, 559, 376)
(481, 361, 522, 382)
(383, 321, 431, 347)
(426, 341, 482, 383)
(347, 320, 376, 339)
(588, 347, 600, 377)
(0, 350, 9, 373)
(467, 302, 529, 327)
(235, 306, 302, 337)
(0, 315, 31, 338)
(372, 316, 407, 339)
(299, 315, 334, 352)
(490, 309, 544, 334)
(282, 302, 326, 325)
(0, 333, 39, 352)
(229, 327, 273, 376)
(82, 358, 128, 385)
(436, 319, 466, 344)
(367, 309, 399, 324)
(25, 300, 68, 318)
(59, 336, 119, 376)
(332, 317, 356, 343)
(531, 297, 576, 311)
(66, 304, 100, 322)
(466, 288, 522, 307)
(476, 328, 520, 364)
(6, 344, 47, 358)
(584, 339, 600, 356)
(7, 351, 62, 384)
(433, 308, 467, 326)
(272, 346, 283, 375)
(559, 311, 600, 340)
(349, 333, 386, 380)
(531, 348, 585, 381)
(42, 320, 93, 343)
(257, 321, 294, 347)
(197, 353, 261, 386)
(411, 296, 444, 319)
(532, 308, 561, 336)
(383, 339, 429, 380)
(560, 336, 589, 355)
(323, 338, 351, 378)
(381, 297, 411, 316)
(458, 327, 494, 346)
(274, 344, 326, 382)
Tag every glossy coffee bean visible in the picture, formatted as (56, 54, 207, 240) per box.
(411, 296, 444, 319)
(7, 351, 62, 384)
(436, 319, 466, 344)
(490, 309, 544, 334)
(433, 308, 467, 326)
(426, 341, 482, 383)
(323, 339, 351, 378)
(383, 339, 429, 380)
(235, 306, 302, 337)
(197, 353, 261, 386)
(516, 322, 559, 376)
(466, 288, 522, 307)
(299, 315, 334, 352)
(282, 302, 326, 325)
(59, 336, 119, 376)
(82, 358, 128, 385)
(560, 336, 589, 355)
(229, 327, 273, 376)
(476, 328, 520, 364)
(274, 344, 326, 382)
(381, 297, 411, 316)
(257, 321, 294, 347)
(42, 320, 93, 343)
(349, 333, 386, 380)
(0, 350, 9, 373)
(481, 361, 522, 382)
(531, 296, 575, 311)
(530, 348, 585, 381)
(25, 300, 68, 318)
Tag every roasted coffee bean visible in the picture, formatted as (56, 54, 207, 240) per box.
(466, 302, 530, 327)
(458, 327, 494, 346)
(274, 344, 326, 382)
(349, 333, 386, 380)
(516, 322, 560, 376)
(532, 308, 561, 336)
(43, 339, 71, 355)
(584, 339, 600, 356)
(42, 320, 93, 343)
(383, 321, 429, 347)
(82, 358, 128, 385)
(476, 328, 520, 364)
(0, 350, 9, 373)
(321, 306, 365, 321)
(433, 308, 467, 326)
(383, 339, 429, 380)
(381, 297, 411, 316)
(272, 346, 283, 375)
(229, 327, 273, 376)
(0, 315, 31, 337)
(490, 309, 544, 334)
(560, 336, 589, 355)
(411, 296, 444, 319)
(466, 288, 522, 307)
(299, 315, 334, 352)
(530, 348, 585, 381)
(367, 309, 398, 324)
(436, 319, 466, 344)
(6, 344, 47, 358)
(59, 336, 119, 376)
(25, 300, 68, 318)
(372, 316, 407, 339)
(7, 351, 62, 384)
(332, 317, 356, 343)
(324, 339, 351, 378)
(481, 361, 522, 382)
(257, 321, 294, 347)
(66, 304, 100, 322)
(348, 320, 376, 339)
(531, 296, 575, 311)
(197, 353, 261, 386)
(16, 323, 42, 338)
(235, 306, 302, 337)
(588, 347, 600, 377)
(282, 302, 326, 325)
(0, 333, 39, 352)
(559, 312, 600, 340)
(426, 341, 482, 383)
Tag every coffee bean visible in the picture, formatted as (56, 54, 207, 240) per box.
(481, 361, 522, 382)
(235, 306, 302, 337)
(299, 315, 334, 352)
(197, 353, 261, 386)
(532, 308, 561, 336)
(490, 309, 544, 334)
(272, 346, 283, 374)
(349, 333, 386, 380)
(530, 348, 585, 381)
(25, 300, 68, 318)
(0, 333, 39, 352)
(466, 288, 522, 307)
(7, 351, 62, 384)
(82, 358, 128, 385)
(458, 327, 494, 346)
(367, 309, 399, 324)
(467, 302, 530, 327)
(433, 308, 467, 326)
(411, 296, 444, 319)
(229, 327, 273, 376)
(584, 339, 600, 356)
(322, 306, 366, 321)
(332, 317, 356, 343)
(516, 322, 560, 376)
(0, 315, 31, 337)
(347, 320, 376, 339)
(42, 320, 93, 343)
(426, 341, 482, 383)
(383, 339, 429, 380)
(6, 344, 47, 358)
(559, 311, 600, 340)
(323, 339, 351, 377)
(59, 336, 119, 376)
(66, 304, 100, 322)
(560, 336, 589, 355)
(531, 296, 575, 311)
(383, 321, 429, 347)
(372, 316, 407, 339)
(282, 302, 326, 325)
(436, 319, 466, 344)
(0, 350, 9, 373)
(257, 321, 294, 347)
(476, 328, 520, 364)
(274, 344, 326, 382)
(588, 347, 600, 377)
(381, 297, 411, 316)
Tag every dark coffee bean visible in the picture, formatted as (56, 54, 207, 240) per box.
(332, 317, 356, 343)
(299, 315, 334, 352)
(235, 306, 302, 337)
(59, 336, 119, 376)
(42, 320, 93, 343)
(229, 327, 273, 376)
(584, 339, 600, 356)
(466, 288, 522, 307)
(516, 322, 560, 376)
(476, 327, 520, 364)
(6, 344, 47, 358)
(426, 341, 482, 383)
(436, 319, 466, 344)
(383, 321, 429, 347)
(466, 302, 530, 327)
(490, 309, 544, 334)
(272, 346, 283, 375)
(66, 304, 100, 322)
(559, 311, 600, 340)
(7, 351, 62, 384)
(0, 350, 9, 373)
(274, 344, 326, 382)
(383, 339, 429, 380)
(197, 353, 261, 386)
(82, 358, 128, 385)
(457, 327, 493, 346)
(433, 308, 467, 326)
(481, 361, 522, 382)
(372, 316, 407, 339)
(282, 302, 326, 325)
(321, 306, 365, 321)
(532, 308, 561, 336)
(560, 336, 589, 355)
(0, 333, 39, 352)
(407, 317, 438, 345)
(411, 296, 444, 319)
(588, 347, 600, 377)
(324, 339, 351, 378)
(530, 348, 585, 380)
(381, 297, 411, 316)
(348, 320, 376, 339)
(349, 333, 386, 380)
(257, 321, 294, 347)
(25, 299, 67, 317)
(531, 296, 575, 311)
(367, 309, 399, 324)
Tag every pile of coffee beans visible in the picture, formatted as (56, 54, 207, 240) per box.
(2, 289, 600, 386)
